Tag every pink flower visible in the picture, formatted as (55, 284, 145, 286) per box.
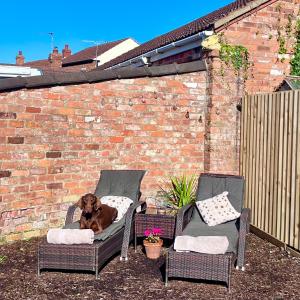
(144, 229, 151, 237)
(152, 228, 162, 235)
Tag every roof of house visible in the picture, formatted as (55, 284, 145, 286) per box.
(98, 0, 260, 70)
(62, 38, 127, 66)
(24, 59, 50, 68)
(24, 59, 74, 74)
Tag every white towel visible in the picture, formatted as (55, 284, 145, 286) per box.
(174, 236, 229, 254)
(47, 229, 94, 244)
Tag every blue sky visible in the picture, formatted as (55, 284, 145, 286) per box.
(0, 0, 233, 64)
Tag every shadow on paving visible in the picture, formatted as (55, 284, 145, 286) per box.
(0, 233, 300, 300)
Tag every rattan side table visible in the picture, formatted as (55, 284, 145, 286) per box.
(134, 208, 177, 250)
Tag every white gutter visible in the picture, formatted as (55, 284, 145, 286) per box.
(109, 30, 213, 70)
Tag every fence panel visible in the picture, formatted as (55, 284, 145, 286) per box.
(241, 90, 300, 251)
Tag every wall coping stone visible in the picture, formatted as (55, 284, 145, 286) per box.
(0, 60, 206, 93)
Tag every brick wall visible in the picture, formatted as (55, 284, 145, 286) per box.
(202, 0, 299, 173)
(219, 0, 300, 93)
(0, 72, 208, 242)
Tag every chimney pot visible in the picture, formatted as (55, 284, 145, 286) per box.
(62, 44, 72, 58)
(16, 50, 25, 65)
(49, 47, 62, 68)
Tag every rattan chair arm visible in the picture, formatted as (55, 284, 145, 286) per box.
(240, 208, 251, 228)
(120, 201, 146, 259)
(65, 204, 78, 226)
(237, 208, 251, 268)
(175, 204, 194, 236)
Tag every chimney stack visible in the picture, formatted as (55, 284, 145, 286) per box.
(16, 50, 25, 65)
(48, 47, 62, 68)
(62, 44, 71, 58)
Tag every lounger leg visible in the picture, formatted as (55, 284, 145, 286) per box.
(37, 249, 41, 276)
(228, 259, 231, 292)
(96, 268, 99, 279)
(165, 253, 168, 287)
(134, 234, 137, 252)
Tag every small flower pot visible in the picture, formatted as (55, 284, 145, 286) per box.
(143, 239, 163, 259)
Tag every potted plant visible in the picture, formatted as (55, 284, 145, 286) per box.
(159, 174, 197, 209)
(143, 228, 163, 259)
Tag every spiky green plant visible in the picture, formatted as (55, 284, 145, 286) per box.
(160, 175, 197, 208)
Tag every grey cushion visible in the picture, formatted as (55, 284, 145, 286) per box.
(94, 170, 146, 202)
(196, 174, 244, 212)
(64, 217, 126, 241)
(182, 210, 239, 253)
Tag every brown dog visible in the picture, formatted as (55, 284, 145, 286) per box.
(76, 193, 118, 234)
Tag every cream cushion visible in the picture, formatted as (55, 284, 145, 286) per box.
(196, 191, 240, 226)
(100, 195, 133, 221)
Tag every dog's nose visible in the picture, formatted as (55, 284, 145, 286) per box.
(85, 212, 92, 219)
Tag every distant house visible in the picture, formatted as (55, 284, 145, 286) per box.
(62, 38, 139, 71)
(16, 38, 139, 74)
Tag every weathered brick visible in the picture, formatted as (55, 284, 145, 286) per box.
(0, 112, 17, 119)
(48, 166, 64, 174)
(46, 151, 62, 158)
(46, 183, 63, 189)
(30, 168, 46, 175)
(9, 120, 24, 128)
(0, 170, 11, 178)
(26, 107, 41, 113)
(7, 137, 24, 144)
(85, 144, 99, 150)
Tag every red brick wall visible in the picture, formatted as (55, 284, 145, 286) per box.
(219, 0, 300, 93)
(203, 0, 299, 173)
(0, 72, 207, 242)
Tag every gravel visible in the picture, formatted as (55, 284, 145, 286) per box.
(0, 233, 300, 300)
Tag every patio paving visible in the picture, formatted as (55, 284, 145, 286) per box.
(0, 233, 300, 300)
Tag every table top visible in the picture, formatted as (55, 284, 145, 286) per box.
(141, 207, 178, 217)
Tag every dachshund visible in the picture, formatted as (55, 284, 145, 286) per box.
(76, 193, 118, 234)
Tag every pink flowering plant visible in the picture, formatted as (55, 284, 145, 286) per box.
(144, 227, 162, 243)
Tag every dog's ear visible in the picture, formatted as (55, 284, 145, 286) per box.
(93, 196, 102, 211)
(76, 196, 84, 209)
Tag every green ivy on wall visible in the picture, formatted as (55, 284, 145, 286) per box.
(201, 34, 250, 78)
(290, 19, 300, 76)
(220, 43, 250, 74)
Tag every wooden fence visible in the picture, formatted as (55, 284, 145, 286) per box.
(240, 90, 300, 251)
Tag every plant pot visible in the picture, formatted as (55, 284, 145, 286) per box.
(143, 239, 163, 259)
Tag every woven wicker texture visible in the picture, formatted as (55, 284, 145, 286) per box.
(135, 213, 176, 240)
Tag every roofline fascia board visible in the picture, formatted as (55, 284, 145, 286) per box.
(127, 39, 202, 68)
(62, 59, 94, 67)
(109, 30, 213, 70)
(214, 0, 272, 29)
(149, 40, 203, 63)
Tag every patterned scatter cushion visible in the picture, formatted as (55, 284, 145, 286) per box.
(100, 196, 133, 221)
(196, 191, 240, 226)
